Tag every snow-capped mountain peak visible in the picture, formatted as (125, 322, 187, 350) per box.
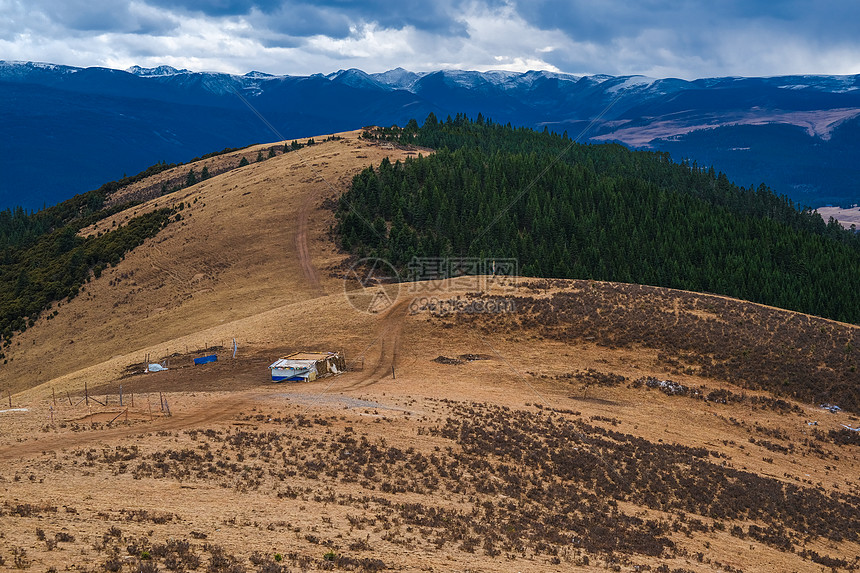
(3, 60, 860, 210)
(605, 75, 659, 94)
(0, 60, 81, 79)
(326, 68, 385, 90)
(126, 65, 190, 77)
(242, 70, 277, 79)
(370, 67, 427, 91)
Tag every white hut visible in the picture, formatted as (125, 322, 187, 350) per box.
(269, 351, 344, 382)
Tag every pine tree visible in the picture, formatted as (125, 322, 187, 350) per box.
(333, 114, 860, 325)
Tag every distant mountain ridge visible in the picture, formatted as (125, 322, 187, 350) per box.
(2, 60, 859, 210)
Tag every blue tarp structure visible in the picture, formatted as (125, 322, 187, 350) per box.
(193, 354, 217, 365)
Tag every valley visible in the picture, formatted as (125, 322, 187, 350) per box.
(3, 62, 860, 210)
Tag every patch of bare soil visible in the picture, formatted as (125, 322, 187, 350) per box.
(69, 410, 152, 424)
(816, 205, 860, 229)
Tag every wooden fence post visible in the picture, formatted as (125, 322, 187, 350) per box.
(107, 409, 127, 425)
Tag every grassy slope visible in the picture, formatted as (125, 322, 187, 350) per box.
(1, 131, 423, 396)
(0, 130, 858, 572)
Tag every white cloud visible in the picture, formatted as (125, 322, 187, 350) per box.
(450, 1, 567, 72)
(305, 22, 416, 61)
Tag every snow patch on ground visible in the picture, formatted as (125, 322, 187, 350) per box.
(606, 76, 658, 94)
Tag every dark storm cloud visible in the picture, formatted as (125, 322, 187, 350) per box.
(515, 0, 790, 37)
(2, 0, 858, 78)
(314, 0, 476, 35)
(483, 0, 860, 78)
(515, 0, 860, 55)
(8, 0, 178, 35)
(254, 4, 353, 39)
(141, 0, 475, 36)
(143, 0, 284, 17)
(259, 0, 474, 39)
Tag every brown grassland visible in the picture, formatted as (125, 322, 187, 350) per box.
(0, 131, 858, 572)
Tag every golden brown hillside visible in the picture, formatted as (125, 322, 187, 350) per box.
(1, 131, 424, 397)
(1, 131, 859, 573)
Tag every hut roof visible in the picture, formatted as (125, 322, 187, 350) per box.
(281, 351, 338, 361)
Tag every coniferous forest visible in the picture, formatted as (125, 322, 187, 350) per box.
(337, 115, 860, 324)
(0, 144, 294, 356)
(0, 184, 175, 360)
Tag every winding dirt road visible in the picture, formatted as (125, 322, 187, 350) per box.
(2, 144, 409, 460)
(0, 392, 259, 462)
(294, 186, 325, 297)
(341, 298, 410, 390)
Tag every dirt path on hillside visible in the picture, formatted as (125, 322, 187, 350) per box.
(344, 299, 409, 389)
(294, 186, 324, 297)
(0, 391, 259, 462)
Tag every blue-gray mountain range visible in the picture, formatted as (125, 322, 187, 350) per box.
(2, 60, 859, 211)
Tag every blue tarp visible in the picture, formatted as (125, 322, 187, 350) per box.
(193, 354, 217, 365)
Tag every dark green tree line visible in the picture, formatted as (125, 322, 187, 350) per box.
(337, 114, 860, 324)
(0, 208, 174, 356)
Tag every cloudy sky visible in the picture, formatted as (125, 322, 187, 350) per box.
(2, 0, 859, 79)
